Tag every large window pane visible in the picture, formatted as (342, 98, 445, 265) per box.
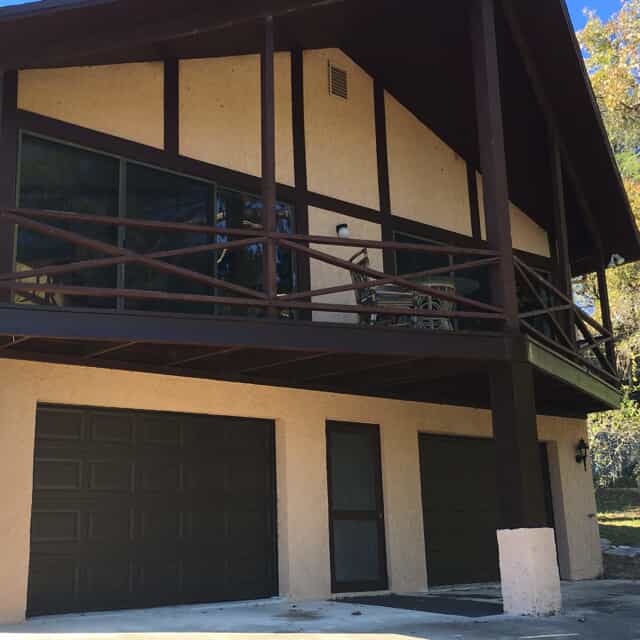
(215, 188, 295, 317)
(124, 163, 214, 314)
(17, 135, 119, 309)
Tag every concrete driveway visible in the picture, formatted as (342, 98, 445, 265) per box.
(1, 580, 639, 640)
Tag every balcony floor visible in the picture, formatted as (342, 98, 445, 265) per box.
(0, 305, 619, 417)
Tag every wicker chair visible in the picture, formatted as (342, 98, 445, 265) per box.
(348, 248, 414, 327)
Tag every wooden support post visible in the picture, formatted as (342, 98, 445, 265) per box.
(291, 48, 311, 319)
(490, 360, 547, 529)
(471, 3, 553, 592)
(0, 70, 18, 304)
(261, 16, 277, 316)
(374, 78, 395, 274)
(550, 135, 575, 344)
(597, 265, 616, 370)
(470, 0, 519, 333)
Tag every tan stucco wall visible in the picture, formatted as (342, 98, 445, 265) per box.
(304, 49, 379, 210)
(477, 174, 551, 258)
(386, 92, 472, 236)
(307, 206, 382, 323)
(18, 64, 165, 149)
(180, 54, 294, 186)
(0, 360, 600, 624)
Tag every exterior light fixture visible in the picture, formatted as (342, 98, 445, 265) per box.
(575, 438, 589, 471)
(609, 253, 625, 268)
(336, 223, 350, 239)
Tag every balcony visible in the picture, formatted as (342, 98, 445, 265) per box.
(0, 207, 620, 414)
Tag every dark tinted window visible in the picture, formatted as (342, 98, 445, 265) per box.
(124, 163, 214, 314)
(17, 135, 119, 309)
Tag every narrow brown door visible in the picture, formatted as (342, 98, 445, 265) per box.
(326, 421, 388, 593)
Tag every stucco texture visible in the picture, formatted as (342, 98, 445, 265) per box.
(0, 359, 601, 623)
(385, 92, 472, 237)
(307, 206, 383, 323)
(180, 54, 294, 186)
(18, 64, 164, 149)
(477, 173, 551, 257)
(304, 49, 379, 210)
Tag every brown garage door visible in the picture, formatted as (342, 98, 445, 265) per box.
(419, 434, 554, 587)
(28, 405, 277, 616)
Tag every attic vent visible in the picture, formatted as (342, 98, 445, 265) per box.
(328, 63, 348, 99)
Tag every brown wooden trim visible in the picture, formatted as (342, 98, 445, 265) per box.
(467, 162, 482, 241)
(306, 190, 380, 223)
(500, 1, 607, 268)
(470, 0, 519, 332)
(326, 420, 388, 593)
(0, 70, 17, 304)
(549, 134, 575, 342)
(291, 48, 311, 314)
(16, 109, 297, 201)
(374, 78, 394, 273)
(391, 215, 481, 249)
(261, 16, 277, 311)
(164, 58, 179, 156)
(597, 265, 616, 368)
(490, 361, 548, 529)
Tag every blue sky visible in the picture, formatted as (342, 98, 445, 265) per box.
(0, 0, 627, 29)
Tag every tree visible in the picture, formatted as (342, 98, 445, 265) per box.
(579, 1, 640, 487)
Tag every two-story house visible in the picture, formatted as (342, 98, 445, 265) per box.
(0, 0, 638, 623)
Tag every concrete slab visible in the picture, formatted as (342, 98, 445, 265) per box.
(1, 580, 639, 640)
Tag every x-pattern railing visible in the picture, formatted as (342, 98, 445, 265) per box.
(0, 208, 504, 324)
(0, 207, 621, 386)
(514, 255, 618, 385)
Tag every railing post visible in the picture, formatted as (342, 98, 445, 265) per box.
(550, 134, 575, 345)
(597, 263, 616, 371)
(469, 0, 519, 334)
(261, 15, 278, 317)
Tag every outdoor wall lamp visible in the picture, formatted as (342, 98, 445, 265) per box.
(336, 223, 350, 238)
(576, 438, 589, 471)
(609, 253, 625, 268)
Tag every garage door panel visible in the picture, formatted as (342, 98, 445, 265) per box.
(28, 557, 79, 615)
(87, 508, 132, 542)
(87, 460, 134, 492)
(36, 408, 84, 441)
(34, 459, 83, 491)
(28, 406, 277, 616)
(89, 412, 135, 444)
(419, 434, 553, 586)
(31, 510, 81, 543)
(139, 461, 184, 492)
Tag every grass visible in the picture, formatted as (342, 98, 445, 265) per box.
(597, 488, 640, 547)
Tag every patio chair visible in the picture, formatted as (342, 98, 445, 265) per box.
(414, 280, 456, 330)
(348, 248, 414, 327)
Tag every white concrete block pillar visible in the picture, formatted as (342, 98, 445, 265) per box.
(497, 527, 562, 616)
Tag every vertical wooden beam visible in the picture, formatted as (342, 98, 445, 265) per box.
(261, 16, 277, 314)
(471, 0, 547, 534)
(597, 265, 616, 369)
(470, 0, 519, 332)
(291, 48, 311, 316)
(0, 69, 18, 304)
(466, 162, 482, 241)
(164, 58, 179, 157)
(374, 78, 394, 274)
(550, 134, 575, 343)
(490, 360, 547, 529)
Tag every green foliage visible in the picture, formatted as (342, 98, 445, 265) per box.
(596, 488, 640, 545)
(579, 1, 640, 487)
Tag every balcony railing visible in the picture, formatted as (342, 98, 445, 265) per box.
(514, 255, 618, 386)
(0, 207, 618, 386)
